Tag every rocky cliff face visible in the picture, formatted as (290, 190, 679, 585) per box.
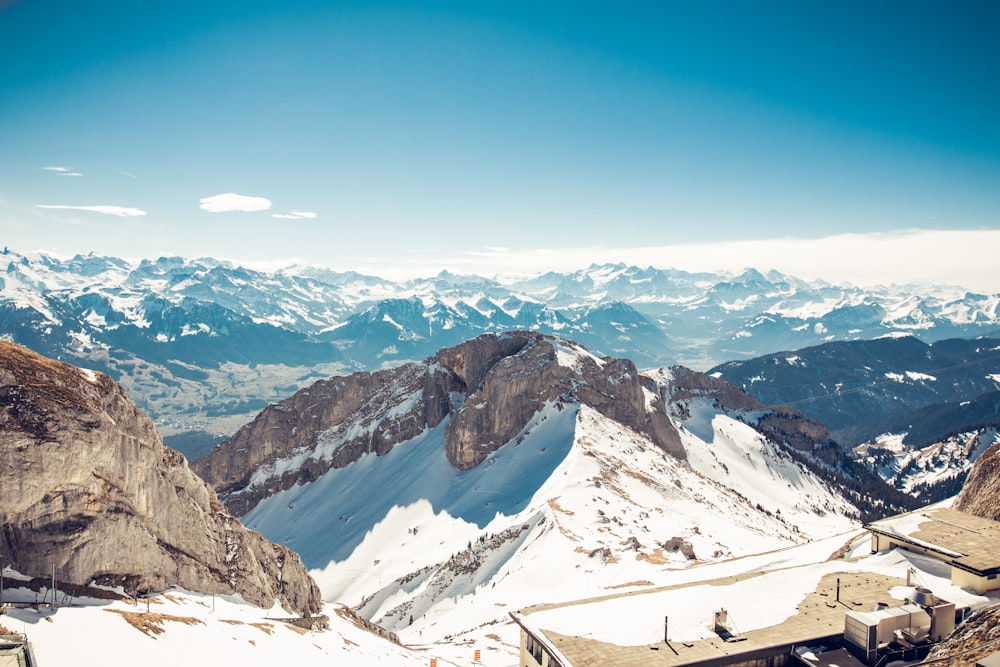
(953, 439, 1000, 521)
(924, 603, 1000, 667)
(194, 331, 685, 516)
(0, 340, 322, 615)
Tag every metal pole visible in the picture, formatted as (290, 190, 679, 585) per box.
(664, 615, 669, 643)
(836, 577, 840, 603)
(52, 564, 57, 609)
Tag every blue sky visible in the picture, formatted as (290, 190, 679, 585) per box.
(1, 1, 998, 288)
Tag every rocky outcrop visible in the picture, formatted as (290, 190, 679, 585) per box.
(441, 333, 683, 471)
(194, 361, 459, 512)
(0, 340, 322, 615)
(953, 440, 1000, 521)
(194, 332, 685, 516)
(923, 603, 1000, 667)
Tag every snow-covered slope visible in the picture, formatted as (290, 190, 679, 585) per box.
(0, 579, 430, 666)
(237, 365, 861, 663)
(855, 428, 1000, 500)
(9, 528, 998, 667)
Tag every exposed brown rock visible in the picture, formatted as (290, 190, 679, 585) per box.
(953, 440, 1000, 521)
(438, 333, 550, 470)
(923, 603, 1000, 667)
(0, 339, 321, 616)
(194, 362, 459, 514)
(660, 536, 697, 560)
(195, 331, 685, 515)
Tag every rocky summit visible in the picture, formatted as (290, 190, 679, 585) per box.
(954, 439, 1000, 521)
(194, 331, 685, 516)
(0, 339, 322, 616)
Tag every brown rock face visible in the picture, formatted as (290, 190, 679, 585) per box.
(444, 334, 684, 470)
(0, 340, 322, 615)
(195, 361, 461, 515)
(954, 440, 1000, 521)
(195, 332, 685, 515)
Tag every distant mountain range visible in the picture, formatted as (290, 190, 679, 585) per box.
(710, 335, 1000, 502)
(3, 248, 997, 439)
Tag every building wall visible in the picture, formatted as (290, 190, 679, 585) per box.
(722, 653, 796, 667)
(520, 631, 562, 667)
(951, 568, 1000, 594)
(873, 534, 938, 559)
(871, 533, 892, 553)
(520, 631, 543, 667)
(871, 532, 1000, 594)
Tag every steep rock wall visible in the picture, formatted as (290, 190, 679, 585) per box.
(195, 332, 685, 514)
(954, 440, 1000, 521)
(0, 340, 322, 615)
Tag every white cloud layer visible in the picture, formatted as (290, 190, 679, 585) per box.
(350, 229, 1000, 293)
(199, 192, 272, 213)
(272, 210, 317, 220)
(36, 204, 146, 217)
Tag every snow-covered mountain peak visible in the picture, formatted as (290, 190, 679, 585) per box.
(286, 390, 859, 649)
(178, 332, 891, 664)
(4, 247, 998, 438)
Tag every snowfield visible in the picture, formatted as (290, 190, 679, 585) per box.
(0, 585, 429, 666)
(236, 387, 869, 665)
(8, 321, 993, 665)
(8, 533, 998, 667)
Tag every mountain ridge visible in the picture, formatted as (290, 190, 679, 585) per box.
(186, 331, 921, 658)
(710, 334, 1000, 504)
(4, 248, 997, 440)
(218, 337, 874, 652)
(194, 331, 686, 517)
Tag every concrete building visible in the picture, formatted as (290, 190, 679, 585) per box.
(865, 507, 1000, 594)
(510, 569, 910, 667)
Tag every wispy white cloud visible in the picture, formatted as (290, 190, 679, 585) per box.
(272, 210, 318, 220)
(35, 204, 146, 218)
(199, 192, 272, 213)
(42, 166, 82, 177)
(36, 204, 147, 217)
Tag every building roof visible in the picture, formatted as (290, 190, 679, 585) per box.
(976, 651, 1000, 667)
(977, 652, 1000, 667)
(512, 569, 907, 667)
(866, 507, 1000, 576)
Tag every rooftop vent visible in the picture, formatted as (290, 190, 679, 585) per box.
(910, 587, 936, 608)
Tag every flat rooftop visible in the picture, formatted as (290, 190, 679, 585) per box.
(866, 507, 1000, 576)
(513, 568, 907, 667)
